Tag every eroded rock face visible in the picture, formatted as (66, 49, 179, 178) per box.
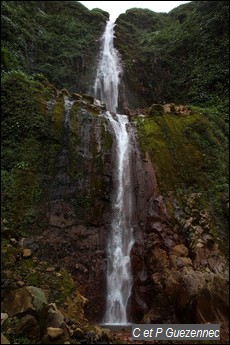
(141, 187, 229, 332)
(19, 96, 113, 322)
(9, 93, 227, 329)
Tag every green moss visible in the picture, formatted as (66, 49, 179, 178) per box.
(115, 1, 229, 108)
(53, 95, 65, 131)
(138, 113, 205, 192)
(1, 71, 60, 234)
(70, 102, 80, 135)
(1, 0, 107, 92)
(137, 107, 228, 234)
(53, 269, 76, 304)
(101, 118, 113, 150)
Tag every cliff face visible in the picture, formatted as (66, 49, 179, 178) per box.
(1, 0, 229, 343)
(1, 1, 109, 92)
(114, 1, 229, 109)
(2, 73, 228, 329)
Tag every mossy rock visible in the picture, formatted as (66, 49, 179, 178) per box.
(82, 94, 94, 104)
(147, 104, 165, 116)
(60, 88, 70, 97)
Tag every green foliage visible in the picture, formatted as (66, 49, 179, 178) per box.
(1, 46, 18, 70)
(137, 106, 229, 232)
(115, 1, 229, 108)
(1, 0, 108, 92)
(1, 70, 58, 234)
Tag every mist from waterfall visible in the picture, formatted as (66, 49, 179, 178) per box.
(94, 20, 134, 324)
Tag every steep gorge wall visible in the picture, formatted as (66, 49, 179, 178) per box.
(1, 0, 229, 338)
(1, 74, 229, 335)
(114, 1, 229, 109)
(1, 1, 109, 92)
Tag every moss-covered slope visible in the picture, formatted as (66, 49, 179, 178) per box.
(136, 105, 229, 238)
(1, 1, 109, 92)
(115, 1, 229, 110)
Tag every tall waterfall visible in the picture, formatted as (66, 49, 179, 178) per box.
(94, 21, 134, 324)
(94, 20, 122, 114)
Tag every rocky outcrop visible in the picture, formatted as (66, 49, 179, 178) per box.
(1, 79, 228, 337)
(1, 284, 112, 343)
(1, 286, 47, 342)
(16, 93, 113, 322)
(140, 189, 229, 338)
(124, 103, 192, 118)
(2, 286, 48, 320)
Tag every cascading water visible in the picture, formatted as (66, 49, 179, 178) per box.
(94, 20, 134, 324)
(64, 96, 74, 127)
(94, 20, 122, 114)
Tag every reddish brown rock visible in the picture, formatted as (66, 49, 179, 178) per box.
(172, 244, 189, 257)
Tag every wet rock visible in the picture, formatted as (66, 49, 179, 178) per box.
(2, 229, 19, 240)
(143, 310, 163, 323)
(72, 93, 82, 101)
(46, 267, 55, 272)
(84, 325, 110, 343)
(60, 89, 70, 97)
(164, 275, 180, 297)
(82, 94, 94, 104)
(169, 255, 178, 269)
(16, 281, 25, 287)
(9, 238, 18, 246)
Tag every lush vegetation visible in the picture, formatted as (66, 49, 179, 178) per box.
(115, 1, 229, 111)
(0, 2, 229, 339)
(115, 1, 229, 235)
(1, 1, 108, 92)
(1, 71, 56, 234)
(137, 105, 229, 234)
(1, 1, 109, 233)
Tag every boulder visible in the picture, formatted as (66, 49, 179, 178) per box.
(46, 303, 70, 337)
(47, 327, 64, 340)
(172, 244, 189, 257)
(1, 286, 48, 330)
(15, 314, 40, 341)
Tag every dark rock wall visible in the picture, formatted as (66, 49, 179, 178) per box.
(27, 94, 114, 322)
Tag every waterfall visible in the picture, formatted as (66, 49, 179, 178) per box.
(64, 96, 74, 127)
(94, 20, 134, 324)
(94, 20, 122, 114)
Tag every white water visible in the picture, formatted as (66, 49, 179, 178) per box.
(94, 20, 122, 114)
(94, 21, 134, 324)
(64, 96, 74, 127)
